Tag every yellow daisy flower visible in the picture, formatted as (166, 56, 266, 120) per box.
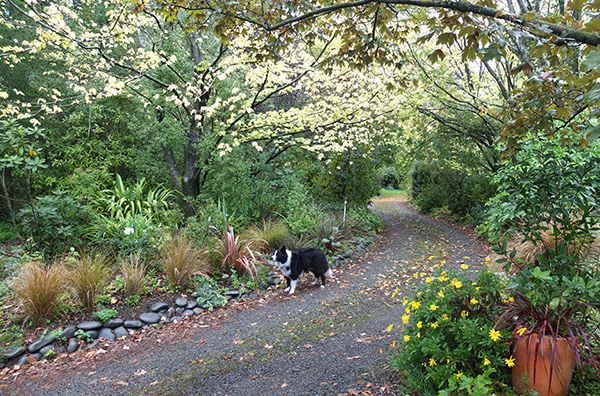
(505, 355, 516, 367)
(489, 328, 501, 342)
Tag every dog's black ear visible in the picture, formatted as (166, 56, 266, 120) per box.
(273, 244, 279, 251)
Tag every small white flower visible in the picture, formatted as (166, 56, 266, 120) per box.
(123, 227, 135, 235)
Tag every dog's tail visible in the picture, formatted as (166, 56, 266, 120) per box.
(325, 268, 333, 278)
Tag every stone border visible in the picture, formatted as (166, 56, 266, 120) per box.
(1, 237, 373, 370)
(0, 289, 260, 370)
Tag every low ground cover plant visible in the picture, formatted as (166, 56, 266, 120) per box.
(391, 264, 513, 395)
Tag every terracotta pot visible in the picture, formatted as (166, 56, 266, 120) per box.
(512, 333, 577, 396)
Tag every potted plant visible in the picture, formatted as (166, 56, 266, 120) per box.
(482, 132, 600, 395)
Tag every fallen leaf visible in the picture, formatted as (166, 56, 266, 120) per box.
(149, 380, 160, 386)
(88, 371, 96, 376)
(281, 383, 288, 388)
(346, 356, 361, 360)
(348, 389, 360, 395)
(134, 369, 147, 376)
(113, 380, 128, 387)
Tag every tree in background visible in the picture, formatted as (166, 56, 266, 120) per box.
(0, 0, 405, 219)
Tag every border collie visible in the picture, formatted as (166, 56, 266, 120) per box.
(272, 246, 333, 294)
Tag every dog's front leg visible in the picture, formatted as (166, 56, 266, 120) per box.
(287, 279, 298, 294)
(284, 277, 291, 293)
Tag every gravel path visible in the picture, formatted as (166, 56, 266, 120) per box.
(0, 198, 491, 396)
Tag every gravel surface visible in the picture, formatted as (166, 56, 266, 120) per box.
(0, 198, 491, 396)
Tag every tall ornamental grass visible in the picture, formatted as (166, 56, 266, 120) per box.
(119, 252, 146, 296)
(68, 253, 110, 311)
(160, 233, 209, 287)
(13, 261, 66, 324)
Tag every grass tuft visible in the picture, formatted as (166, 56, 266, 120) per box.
(242, 218, 288, 252)
(68, 253, 110, 311)
(119, 252, 147, 296)
(160, 233, 209, 287)
(13, 261, 66, 324)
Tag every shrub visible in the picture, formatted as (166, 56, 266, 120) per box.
(67, 253, 110, 311)
(13, 261, 66, 324)
(408, 161, 493, 224)
(242, 218, 288, 252)
(91, 213, 162, 260)
(195, 276, 227, 312)
(391, 266, 511, 395)
(160, 233, 209, 287)
(19, 190, 91, 256)
(93, 308, 118, 324)
(119, 252, 146, 296)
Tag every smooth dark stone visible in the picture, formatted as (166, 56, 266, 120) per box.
(16, 355, 29, 368)
(225, 290, 240, 299)
(175, 307, 185, 315)
(166, 307, 175, 318)
(139, 312, 161, 324)
(106, 318, 124, 329)
(124, 320, 143, 328)
(60, 325, 77, 340)
(88, 340, 100, 348)
(85, 330, 98, 339)
(182, 309, 194, 316)
(55, 345, 66, 354)
(186, 300, 198, 309)
(97, 327, 115, 341)
(150, 302, 169, 312)
(77, 321, 103, 331)
(67, 339, 80, 353)
(193, 307, 204, 315)
(30, 352, 42, 361)
(113, 326, 129, 337)
(27, 335, 55, 353)
(175, 297, 188, 307)
(0, 361, 5, 369)
(39, 344, 55, 356)
(3, 346, 26, 360)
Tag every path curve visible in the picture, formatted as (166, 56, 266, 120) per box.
(0, 198, 491, 396)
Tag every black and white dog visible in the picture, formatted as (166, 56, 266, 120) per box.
(271, 246, 333, 294)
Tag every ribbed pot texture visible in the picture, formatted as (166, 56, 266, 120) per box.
(512, 333, 577, 396)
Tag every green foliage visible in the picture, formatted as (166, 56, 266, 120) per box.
(93, 308, 118, 324)
(195, 276, 227, 312)
(183, 199, 247, 247)
(74, 328, 93, 343)
(124, 294, 140, 306)
(96, 174, 177, 224)
(480, 131, 600, 251)
(19, 190, 91, 256)
(377, 166, 401, 189)
(92, 214, 162, 260)
(391, 267, 511, 395)
(242, 218, 288, 252)
(0, 221, 19, 243)
(160, 233, 209, 287)
(408, 161, 494, 225)
(13, 261, 66, 324)
(67, 252, 110, 311)
(305, 143, 393, 206)
(0, 118, 48, 175)
(481, 131, 600, 382)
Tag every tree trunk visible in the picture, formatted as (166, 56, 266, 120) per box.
(0, 168, 22, 240)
